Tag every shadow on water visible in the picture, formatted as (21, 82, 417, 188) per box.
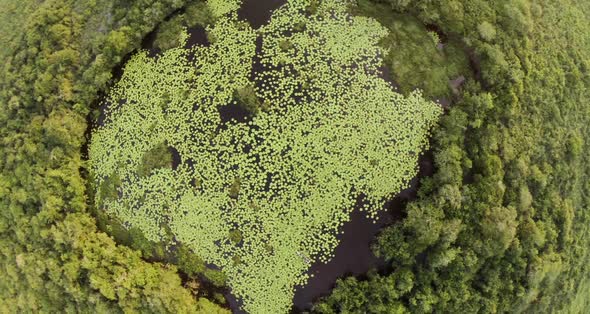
(170, 146, 181, 169)
(238, 0, 287, 29)
(379, 62, 401, 91)
(141, 26, 161, 57)
(226, 292, 247, 314)
(185, 25, 209, 48)
(219, 103, 252, 124)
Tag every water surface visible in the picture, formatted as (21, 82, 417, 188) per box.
(96, 2, 441, 312)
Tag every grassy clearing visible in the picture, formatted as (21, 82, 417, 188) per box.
(89, 0, 441, 312)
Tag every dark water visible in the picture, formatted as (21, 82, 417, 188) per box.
(185, 25, 209, 48)
(170, 146, 181, 169)
(226, 292, 247, 314)
(219, 103, 252, 123)
(380, 62, 401, 91)
(292, 150, 434, 311)
(292, 209, 393, 310)
(238, 0, 287, 29)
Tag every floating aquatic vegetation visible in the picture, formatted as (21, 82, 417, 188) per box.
(89, 0, 442, 312)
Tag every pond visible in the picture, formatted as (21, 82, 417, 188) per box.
(93, 1, 442, 312)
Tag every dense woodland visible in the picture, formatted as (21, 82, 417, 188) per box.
(0, 0, 227, 312)
(0, 0, 589, 313)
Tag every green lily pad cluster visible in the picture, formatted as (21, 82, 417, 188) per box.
(89, 0, 442, 312)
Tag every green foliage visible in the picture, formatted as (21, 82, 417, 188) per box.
(567, 278, 590, 314)
(0, 0, 229, 312)
(155, 16, 188, 50)
(314, 269, 413, 313)
(178, 244, 207, 276)
(138, 143, 173, 177)
(89, 0, 441, 312)
(478, 21, 496, 41)
(154, 1, 214, 51)
(233, 85, 262, 114)
(204, 268, 229, 287)
(316, 0, 590, 313)
(98, 172, 121, 205)
(228, 229, 243, 244)
(185, 2, 215, 26)
(351, 0, 472, 99)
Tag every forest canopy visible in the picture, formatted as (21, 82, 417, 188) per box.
(0, 0, 589, 313)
